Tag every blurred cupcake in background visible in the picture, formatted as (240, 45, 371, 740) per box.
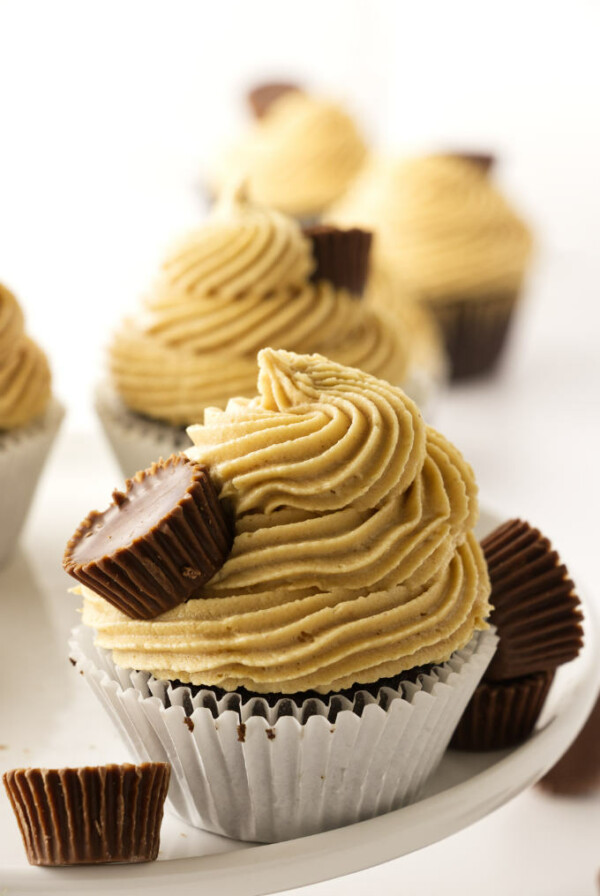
(0, 282, 64, 566)
(210, 83, 368, 223)
(96, 184, 439, 477)
(331, 153, 533, 379)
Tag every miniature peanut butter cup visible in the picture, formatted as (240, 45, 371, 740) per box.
(63, 454, 233, 619)
(447, 151, 496, 174)
(303, 225, 373, 297)
(481, 519, 583, 682)
(247, 82, 301, 118)
(2, 763, 170, 865)
(539, 695, 600, 795)
(451, 671, 554, 751)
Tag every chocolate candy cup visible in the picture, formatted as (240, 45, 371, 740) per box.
(247, 82, 300, 118)
(3, 763, 170, 865)
(304, 225, 373, 297)
(447, 151, 496, 174)
(451, 671, 554, 751)
(482, 519, 583, 681)
(539, 694, 600, 796)
(63, 454, 233, 619)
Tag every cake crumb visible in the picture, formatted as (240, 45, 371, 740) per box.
(266, 728, 276, 740)
(183, 717, 194, 733)
(237, 723, 246, 742)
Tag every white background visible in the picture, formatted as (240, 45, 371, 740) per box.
(0, 1, 599, 893)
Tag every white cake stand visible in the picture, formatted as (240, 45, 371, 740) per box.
(1, 432, 597, 896)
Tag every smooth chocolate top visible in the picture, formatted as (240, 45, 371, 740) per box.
(70, 458, 197, 565)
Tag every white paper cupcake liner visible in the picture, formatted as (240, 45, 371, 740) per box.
(69, 624, 497, 843)
(0, 398, 65, 567)
(95, 383, 193, 479)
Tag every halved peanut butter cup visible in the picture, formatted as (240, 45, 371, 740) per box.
(63, 454, 233, 619)
(3, 763, 170, 865)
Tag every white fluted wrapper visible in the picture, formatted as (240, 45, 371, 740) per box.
(95, 383, 192, 478)
(0, 398, 64, 567)
(69, 624, 497, 843)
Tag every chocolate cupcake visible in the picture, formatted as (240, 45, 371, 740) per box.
(71, 349, 496, 841)
(451, 519, 583, 751)
(0, 282, 64, 566)
(330, 154, 532, 380)
(96, 186, 415, 478)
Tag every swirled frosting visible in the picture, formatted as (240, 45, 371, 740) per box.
(213, 92, 367, 218)
(0, 283, 51, 430)
(330, 155, 532, 301)
(83, 349, 491, 693)
(109, 188, 408, 425)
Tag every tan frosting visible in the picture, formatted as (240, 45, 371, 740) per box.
(83, 348, 491, 693)
(330, 155, 532, 302)
(109, 188, 408, 425)
(214, 92, 368, 217)
(364, 265, 446, 380)
(0, 283, 51, 430)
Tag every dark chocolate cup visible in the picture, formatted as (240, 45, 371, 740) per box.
(424, 291, 519, 381)
(538, 695, 600, 796)
(481, 519, 583, 682)
(450, 671, 554, 751)
(2, 763, 170, 866)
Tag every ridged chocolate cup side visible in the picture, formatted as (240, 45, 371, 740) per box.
(247, 82, 301, 118)
(482, 519, 583, 681)
(63, 454, 233, 620)
(539, 695, 600, 796)
(423, 291, 518, 380)
(303, 225, 373, 297)
(451, 672, 554, 751)
(2, 763, 170, 865)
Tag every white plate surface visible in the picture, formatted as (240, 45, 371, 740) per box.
(1, 430, 598, 895)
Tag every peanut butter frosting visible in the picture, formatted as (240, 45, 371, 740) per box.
(109, 188, 408, 426)
(213, 92, 368, 218)
(0, 283, 52, 430)
(83, 349, 491, 693)
(330, 155, 532, 302)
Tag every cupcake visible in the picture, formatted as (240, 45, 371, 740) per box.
(0, 282, 64, 566)
(452, 519, 583, 751)
(330, 154, 533, 379)
(210, 84, 368, 222)
(97, 186, 428, 478)
(69, 348, 495, 842)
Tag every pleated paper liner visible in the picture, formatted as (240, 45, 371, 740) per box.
(451, 671, 554, 751)
(304, 225, 373, 297)
(95, 382, 193, 480)
(69, 624, 497, 842)
(482, 519, 583, 681)
(423, 290, 519, 380)
(0, 398, 65, 567)
(2, 763, 170, 866)
(539, 694, 600, 796)
(64, 454, 233, 620)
